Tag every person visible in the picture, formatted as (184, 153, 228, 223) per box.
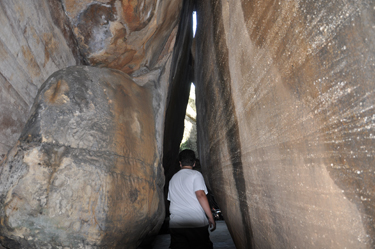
(167, 149, 216, 249)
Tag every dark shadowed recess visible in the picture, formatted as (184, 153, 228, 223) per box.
(47, 0, 88, 65)
(161, 0, 195, 224)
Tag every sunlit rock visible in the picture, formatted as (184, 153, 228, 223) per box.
(0, 66, 164, 248)
(180, 84, 197, 153)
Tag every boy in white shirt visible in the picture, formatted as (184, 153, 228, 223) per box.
(168, 149, 216, 249)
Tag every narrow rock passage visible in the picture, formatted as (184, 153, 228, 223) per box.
(1, 0, 375, 248)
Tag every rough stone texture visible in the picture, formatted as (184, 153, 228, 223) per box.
(0, 66, 164, 248)
(0, 0, 185, 246)
(195, 1, 375, 249)
(0, 0, 183, 165)
(61, 0, 182, 75)
(0, 0, 82, 161)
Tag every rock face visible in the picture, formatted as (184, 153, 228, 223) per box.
(0, 66, 164, 248)
(195, 1, 375, 249)
(0, 0, 82, 161)
(61, 0, 182, 75)
(0, 0, 183, 162)
(0, 0, 185, 247)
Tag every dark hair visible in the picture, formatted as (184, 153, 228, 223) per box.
(179, 149, 196, 166)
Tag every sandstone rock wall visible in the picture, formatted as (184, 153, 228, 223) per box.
(0, 0, 183, 163)
(195, 1, 375, 248)
(61, 0, 182, 76)
(0, 0, 82, 161)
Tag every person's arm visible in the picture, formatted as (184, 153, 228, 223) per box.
(195, 190, 216, 232)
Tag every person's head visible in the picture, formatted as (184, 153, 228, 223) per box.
(179, 149, 196, 167)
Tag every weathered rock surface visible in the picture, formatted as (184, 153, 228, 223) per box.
(0, 0, 183, 164)
(195, 1, 375, 249)
(0, 66, 164, 248)
(61, 0, 182, 75)
(57, 1, 185, 153)
(0, 0, 185, 246)
(0, 0, 82, 161)
(4, 0, 375, 248)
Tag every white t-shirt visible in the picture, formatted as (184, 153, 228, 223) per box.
(168, 169, 209, 228)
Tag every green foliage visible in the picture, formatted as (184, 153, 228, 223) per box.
(180, 139, 195, 152)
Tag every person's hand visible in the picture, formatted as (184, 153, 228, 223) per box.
(209, 217, 216, 232)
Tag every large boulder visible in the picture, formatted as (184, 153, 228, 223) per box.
(195, 1, 375, 249)
(0, 66, 164, 248)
